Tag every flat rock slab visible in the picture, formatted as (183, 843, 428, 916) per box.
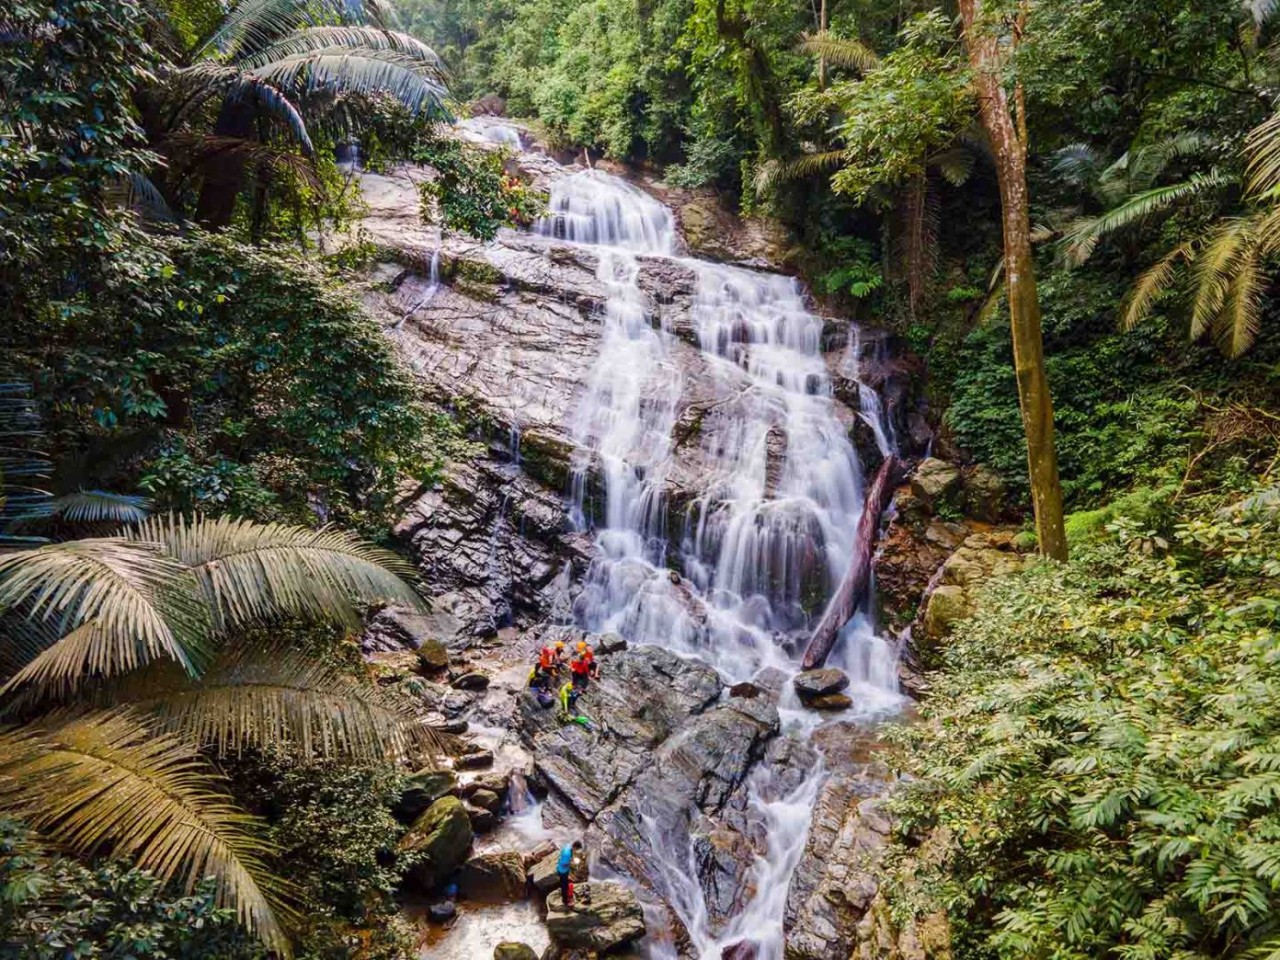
(545, 881, 646, 951)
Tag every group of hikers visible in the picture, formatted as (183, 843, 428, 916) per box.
(529, 637, 601, 727)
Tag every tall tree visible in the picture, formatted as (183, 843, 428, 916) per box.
(958, 0, 1067, 560)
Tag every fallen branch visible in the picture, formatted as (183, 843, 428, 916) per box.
(801, 454, 901, 670)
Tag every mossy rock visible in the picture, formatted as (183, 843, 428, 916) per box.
(399, 796, 473, 890)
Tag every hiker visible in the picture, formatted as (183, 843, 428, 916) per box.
(530, 640, 567, 691)
(569, 641, 600, 690)
(557, 679, 580, 717)
(557, 839, 584, 906)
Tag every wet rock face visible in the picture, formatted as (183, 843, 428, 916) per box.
(545, 881, 647, 951)
(459, 850, 528, 903)
(782, 725, 898, 960)
(517, 644, 778, 938)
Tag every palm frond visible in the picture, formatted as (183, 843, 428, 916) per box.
(127, 514, 425, 634)
(1050, 142, 1103, 189)
(1245, 111, 1280, 199)
(1190, 218, 1251, 340)
(112, 643, 441, 760)
(117, 172, 177, 222)
(238, 26, 444, 75)
(165, 134, 325, 193)
(1059, 174, 1227, 267)
(251, 49, 450, 118)
(1218, 236, 1266, 357)
(1120, 241, 1193, 331)
(798, 31, 880, 73)
(754, 149, 847, 194)
(932, 146, 975, 187)
(1248, 0, 1279, 27)
(0, 710, 290, 953)
(0, 540, 210, 696)
(228, 76, 314, 154)
(1134, 132, 1209, 185)
(44, 490, 153, 525)
(193, 0, 314, 60)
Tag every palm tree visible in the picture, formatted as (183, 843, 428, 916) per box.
(1111, 117, 1280, 357)
(1051, 133, 1227, 267)
(140, 0, 450, 227)
(0, 513, 437, 953)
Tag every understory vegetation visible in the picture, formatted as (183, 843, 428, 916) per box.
(889, 492, 1280, 958)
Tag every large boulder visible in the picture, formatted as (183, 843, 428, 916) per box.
(545, 881, 647, 951)
(399, 796, 473, 890)
(494, 944, 538, 960)
(963, 465, 1005, 523)
(910, 459, 963, 512)
(458, 850, 528, 903)
(394, 768, 458, 824)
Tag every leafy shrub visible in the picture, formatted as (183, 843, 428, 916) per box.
(417, 139, 546, 241)
(887, 492, 1280, 959)
(6, 231, 436, 529)
(0, 819, 263, 960)
(229, 756, 419, 960)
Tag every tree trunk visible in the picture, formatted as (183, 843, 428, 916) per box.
(958, 0, 1068, 561)
(195, 95, 255, 229)
(802, 455, 901, 670)
(818, 0, 828, 88)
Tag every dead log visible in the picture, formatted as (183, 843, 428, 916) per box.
(802, 454, 902, 670)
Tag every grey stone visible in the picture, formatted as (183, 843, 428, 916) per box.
(545, 881, 646, 951)
(793, 668, 850, 699)
(910, 458, 963, 512)
(459, 850, 527, 903)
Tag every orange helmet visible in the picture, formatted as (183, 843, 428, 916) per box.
(576, 641, 588, 653)
(555, 641, 565, 650)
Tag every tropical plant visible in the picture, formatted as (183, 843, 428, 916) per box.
(138, 0, 450, 227)
(0, 513, 435, 952)
(1053, 133, 1225, 267)
(1115, 116, 1280, 357)
(886, 493, 1280, 958)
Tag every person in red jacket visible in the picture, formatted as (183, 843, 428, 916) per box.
(569, 641, 600, 690)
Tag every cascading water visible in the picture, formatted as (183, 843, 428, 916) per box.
(530, 167, 902, 959)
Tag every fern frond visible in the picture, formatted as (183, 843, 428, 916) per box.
(1245, 112, 1280, 199)
(753, 149, 848, 194)
(799, 31, 879, 73)
(0, 710, 290, 954)
(127, 514, 424, 634)
(932, 146, 975, 187)
(0, 539, 210, 696)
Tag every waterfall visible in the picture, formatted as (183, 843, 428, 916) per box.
(458, 116, 524, 149)
(531, 167, 902, 959)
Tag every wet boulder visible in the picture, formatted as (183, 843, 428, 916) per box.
(545, 881, 646, 951)
(793, 668, 850, 699)
(459, 850, 528, 903)
(494, 944, 538, 960)
(417, 638, 450, 671)
(394, 768, 458, 824)
(807, 693, 853, 711)
(400, 796, 473, 890)
(529, 847, 586, 892)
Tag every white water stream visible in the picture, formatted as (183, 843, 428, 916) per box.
(527, 168, 903, 958)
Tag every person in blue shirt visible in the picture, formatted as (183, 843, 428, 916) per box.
(556, 839, 584, 906)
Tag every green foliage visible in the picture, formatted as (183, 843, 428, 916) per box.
(417, 139, 545, 241)
(887, 493, 1280, 959)
(0, 819, 264, 960)
(823, 13, 972, 204)
(817, 236, 883, 299)
(5, 231, 435, 527)
(230, 757, 418, 960)
(943, 270, 1206, 508)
